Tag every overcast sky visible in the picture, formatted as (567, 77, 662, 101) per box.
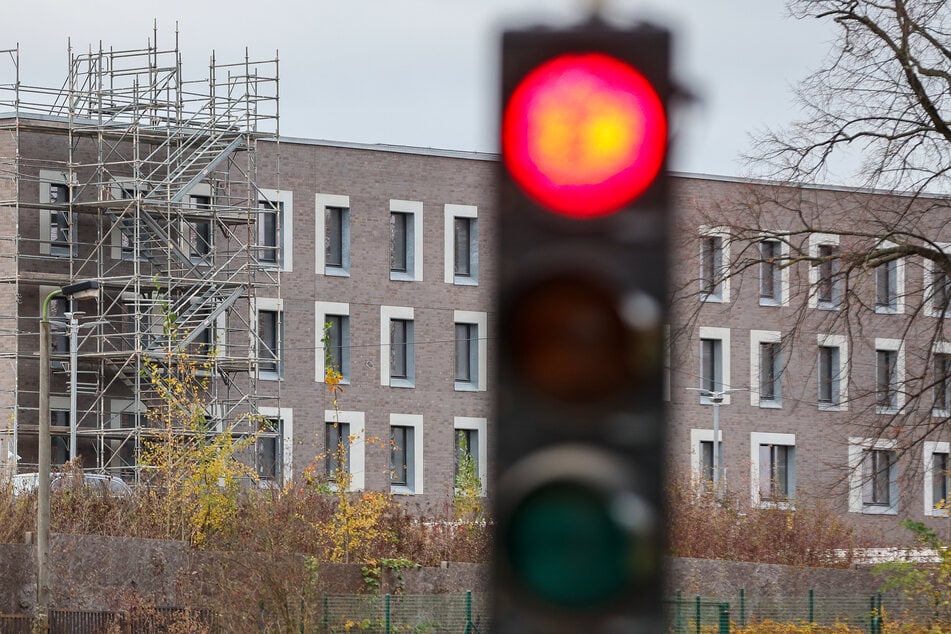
(3, 0, 834, 178)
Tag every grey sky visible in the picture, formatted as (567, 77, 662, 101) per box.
(3, 1, 834, 178)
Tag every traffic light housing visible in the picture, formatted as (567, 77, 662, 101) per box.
(493, 19, 671, 633)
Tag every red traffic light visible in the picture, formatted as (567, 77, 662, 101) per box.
(501, 52, 667, 219)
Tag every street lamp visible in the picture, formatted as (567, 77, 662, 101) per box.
(687, 387, 745, 495)
(36, 279, 99, 629)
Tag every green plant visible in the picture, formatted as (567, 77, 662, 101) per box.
(876, 519, 951, 627)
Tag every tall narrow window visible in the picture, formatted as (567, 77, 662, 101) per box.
(454, 217, 473, 277)
(49, 296, 70, 356)
(876, 349, 898, 410)
(934, 354, 951, 413)
(259, 199, 281, 265)
(324, 315, 350, 380)
(759, 342, 781, 404)
(454, 428, 479, 482)
(188, 195, 212, 262)
(700, 235, 724, 300)
(876, 260, 898, 310)
(325, 421, 351, 476)
(390, 319, 411, 380)
(867, 449, 893, 506)
(759, 444, 791, 501)
(258, 309, 283, 378)
(455, 322, 478, 386)
(933, 451, 949, 510)
(445, 204, 478, 285)
(816, 243, 838, 305)
(48, 182, 72, 257)
(390, 211, 411, 273)
(818, 346, 840, 405)
(931, 263, 950, 316)
(701, 338, 722, 393)
(325, 206, 345, 269)
(390, 425, 410, 487)
(257, 418, 282, 482)
(759, 240, 781, 303)
(699, 440, 714, 486)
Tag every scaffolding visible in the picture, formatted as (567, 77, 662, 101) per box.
(0, 27, 281, 482)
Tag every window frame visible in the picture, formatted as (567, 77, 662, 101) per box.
(258, 406, 293, 486)
(257, 189, 293, 271)
(325, 409, 366, 490)
(253, 297, 284, 381)
(933, 342, 951, 417)
(315, 301, 351, 384)
(848, 437, 898, 515)
(808, 233, 841, 309)
(924, 245, 951, 318)
(874, 241, 905, 314)
(39, 170, 76, 258)
(699, 226, 730, 303)
(185, 191, 213, 264)
(750, 432, 796, 509)
(690, 428, 723, 490)
(444, 204, 479, 285)
(454, 417, 487, 495)
(389, 413, 424, 495)
(924, 440, 950, 517)
(390, 199, 423, 282)
(698, 327, 731, 404)
(750, 330, 782, 408)
(817, 334, 849, 411)
(875, 338, 904, 414)
(453, 310, 487, 391)
(380, 306, 415, 388)
(315, 193, 351, 277)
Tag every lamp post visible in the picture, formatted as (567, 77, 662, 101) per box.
(687, 387, 745, 495)
(36, 280, 99, 629)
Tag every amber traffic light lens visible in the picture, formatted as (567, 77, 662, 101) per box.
(502, 52, 667, 218)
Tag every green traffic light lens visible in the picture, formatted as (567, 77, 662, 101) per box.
(505, 482, 630, 609)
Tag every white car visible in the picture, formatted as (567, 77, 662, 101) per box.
(10, 472, 132, 496)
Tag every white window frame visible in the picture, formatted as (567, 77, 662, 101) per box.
(325, 409, 366, 491)
(690, 428, 723, 488)
(699, 226, 730, 303)
(258, 406, 294, 487)
(923, 244, 951, 318)
(444, 204, 479, 285)
(750, 432, 796, 509)
(315, 301, 351, 384)
(180, 183, 214, 265)
(257, 188, 293, 272)
(924, 441, 950, 517)
(109, 179, 147, 261)
(390, 413, 424, 495)
(875, 338, 904, 414)
(39, 169, 76, 257)
(874, 240, 905, 314)
(932, 341, 951, 418)
(699, 326, 731, 404)
(315, 193, 351, 276)
(750, 330, 782, 408)
(848, 437, 898, 515)
(808, 233, 841, 309)
(252, 297, 284, 381)
(454, 416, 487, 495)
(817, 334, 849, 411)
(453, 310, 487, 392)
(381, 305, 415, 388)
(390, 199, 423, 282)
(108, 398, 145, 476)
(758, 235, 790, 307)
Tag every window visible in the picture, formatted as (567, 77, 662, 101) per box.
(389, 413, 423, 494)
(875, 339, 904, 413)
(454, 417, 487, 494)
(47, 294, 69, 357)
(316, 194, 351, 276)
(187, 194, 212, 262)
(40, 171, 76, 257)
(258, 199, 280, 265)
(255, 298, 284, 380)
(699, 228, 729, 302)
(924, 246, 951, 317)
(325, 421, 351, 476)
(759, 239, 783, 304)
(258, 189, 293, 271)
(325, 410, 365, 490)
(751, 432, 796, 508)
(453, 311, 487, 391)
(933, 352, 951, 414)
(848, 438, 898, 514)
(750, 330, 782, 407)
(809, 234, 841, 308)
(258, 407, 293, 486)
(445, 204, 478, 285)
(381, 306, 415, 387)
(874, 243, 904, 314)
(698, 327, 731, 403)
(316, 302, 351, 383)
(110, 181, 146, 261)
(924, 441, 950, 517)
(390, 200, 423, 281)
(817, 334, 848, 410)
(690, 428, 723, 489)
(257, 418, 283, 483)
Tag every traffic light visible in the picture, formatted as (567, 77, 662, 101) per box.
(493, 18, 671, 633)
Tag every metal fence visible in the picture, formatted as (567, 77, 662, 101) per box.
(321, 592, 486, 633)
(0, 607, 218, 633)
